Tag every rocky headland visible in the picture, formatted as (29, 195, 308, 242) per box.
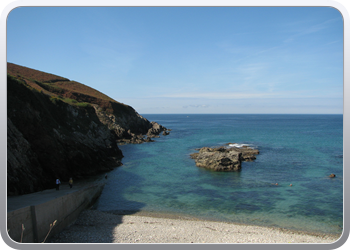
(190, 144, 259, 171)
(7, 63, 170, 195)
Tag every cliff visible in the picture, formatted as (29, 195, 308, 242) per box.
(7, 63, 169, 196)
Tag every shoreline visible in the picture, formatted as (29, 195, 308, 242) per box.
(107, 209, 342, 239)
(49, 209, 341, 244)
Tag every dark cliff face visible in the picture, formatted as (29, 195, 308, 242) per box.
(7, 75, 123, 195)
(7, 63, 169, 196)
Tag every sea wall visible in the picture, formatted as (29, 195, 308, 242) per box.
(7, 182, 104, 243)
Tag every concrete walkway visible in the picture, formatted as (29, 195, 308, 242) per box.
(6, 175, 107, 243)
(7, 175, 107, 212)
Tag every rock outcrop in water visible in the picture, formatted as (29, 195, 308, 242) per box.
(190, 144, 259, 171)
(7, 63, 170, 195)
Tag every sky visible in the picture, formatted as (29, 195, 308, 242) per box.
(7, 7, 344, 114)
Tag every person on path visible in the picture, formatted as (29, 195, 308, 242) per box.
(56, 178, 61, 190)
(69, 178, 73, 188)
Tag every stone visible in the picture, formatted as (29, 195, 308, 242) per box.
(190, 144, 259, 172)
(146, 122, 169, 138)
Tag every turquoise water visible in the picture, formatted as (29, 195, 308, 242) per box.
(95, 114, 343, 235)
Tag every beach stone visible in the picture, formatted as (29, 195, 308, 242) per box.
(190, 144, 259, 172)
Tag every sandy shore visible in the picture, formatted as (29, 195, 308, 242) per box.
(49, 210, 341, 244)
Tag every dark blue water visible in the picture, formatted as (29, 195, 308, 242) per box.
(95, 114, 343, 235)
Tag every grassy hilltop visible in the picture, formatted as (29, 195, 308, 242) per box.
(7, 62, 132, 115)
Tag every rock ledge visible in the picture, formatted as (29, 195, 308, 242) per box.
(190, 144, 259, 171)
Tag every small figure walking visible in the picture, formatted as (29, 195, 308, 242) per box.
(69, 178, 73, 188)
(56, 178, 61, 190)
(105, 174, 108, 179)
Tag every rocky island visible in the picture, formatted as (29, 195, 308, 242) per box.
(190, 144, 259, 171)
(7, 63, 170, 196)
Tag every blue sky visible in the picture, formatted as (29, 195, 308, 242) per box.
(7, 7, 343, 114)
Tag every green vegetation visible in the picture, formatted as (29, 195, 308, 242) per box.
(62, 97, 91, 108)
(49, 96, 59, 105)
(7, 74, 24, 84)
(7, 73, 91, 109)
(34, 80, 64, 94)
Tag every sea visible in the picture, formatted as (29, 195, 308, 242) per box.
(95, 114, 343, 236)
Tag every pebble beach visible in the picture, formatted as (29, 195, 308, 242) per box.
(49, 210, 341, 244)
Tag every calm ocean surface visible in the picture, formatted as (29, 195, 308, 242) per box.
(95, 114, 343, 235)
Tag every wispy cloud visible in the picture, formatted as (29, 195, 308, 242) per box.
(161, 92, 282, 99)
(183, 104, 209, 108)
(159, 90, 341, 100)
(284, 17, 340, 43)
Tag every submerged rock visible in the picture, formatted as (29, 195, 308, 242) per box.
(190, 144, 259, 172)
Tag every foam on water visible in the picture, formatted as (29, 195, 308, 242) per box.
(228, 143, 253, 148)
